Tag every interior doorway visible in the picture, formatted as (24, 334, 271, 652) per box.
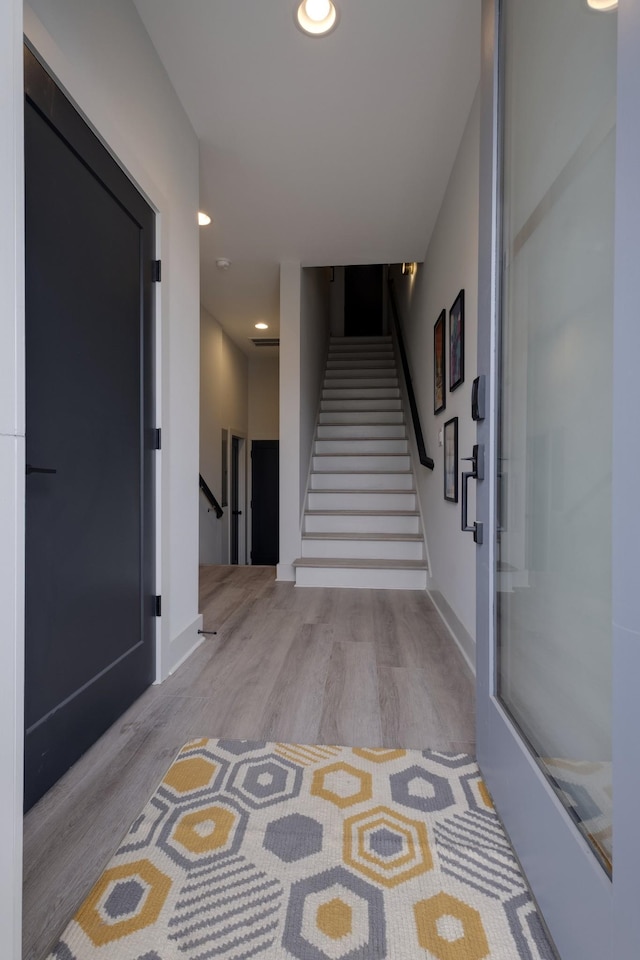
(251, 440, 279, 565)
(23, 48, 156, 810)
(344, 264, 384, 336)
(230, 435, 246, 564)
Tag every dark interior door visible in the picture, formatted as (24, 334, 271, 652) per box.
(23, 48, 156, 810)
(345, 264, 383, 336)
(251, 441, 279, 566)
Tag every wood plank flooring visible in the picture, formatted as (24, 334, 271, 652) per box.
(23, 565, 475, 960)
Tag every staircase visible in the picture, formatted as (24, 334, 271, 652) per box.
(294, 335, 428, 590)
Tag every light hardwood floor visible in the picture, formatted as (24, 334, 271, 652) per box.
(23, 565, 475, 960)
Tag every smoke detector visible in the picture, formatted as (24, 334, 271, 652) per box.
(216, 258, 231, 271)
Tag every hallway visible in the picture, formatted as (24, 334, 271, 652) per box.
(23, 566, 474, 959)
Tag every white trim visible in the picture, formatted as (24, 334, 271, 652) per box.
(165, 614, 204, 678)
(0, 0, 24, 954)
(276, 562, 296, 581)
(427, 587, 476, 676)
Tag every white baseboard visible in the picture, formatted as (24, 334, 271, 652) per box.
(428, 588, 476, 676)
(276, 563, 295, 582)
(166, 613, 204, 677)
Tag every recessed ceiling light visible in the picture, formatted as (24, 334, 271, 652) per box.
(255, 322, 269, 330)
(198, 211, 211, 226)
(295, 0, 339, 37)
(586, 0, 617, 9)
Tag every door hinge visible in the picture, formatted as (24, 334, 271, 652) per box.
(153, 595, 162, 617)
(151, 260, 162, 282)
(152, 428, 161, 450)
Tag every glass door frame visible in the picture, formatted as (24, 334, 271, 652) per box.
(476, 1, 640, 957)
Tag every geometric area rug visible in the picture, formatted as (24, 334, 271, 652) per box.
(47, 739, 556, 960)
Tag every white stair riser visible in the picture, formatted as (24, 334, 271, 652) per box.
(325, 368, 397, 379)
(304, 513, 421, 535)
(329, 340, 392, 347)
(308, 491, 417, 510)
(295, 566, 427, 591)
(313, 455, 410, 471)
(315, 439, 408, 455)
(324, 378, 399, 390)
(302, 539, 424, 561)
(319, 411, 404, 425)
(327, 358, 394, 368)
(310, 473, 414, 491)
(323, 388, 400, 400)
(321, 399, 402, 412)
(317, 424, 406, 440)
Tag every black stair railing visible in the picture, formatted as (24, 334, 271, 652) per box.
(199, 474, 224, 518)
(387, 278, 435, 470)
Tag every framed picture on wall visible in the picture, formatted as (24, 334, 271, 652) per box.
(444, 416, 459, 502)
(449, 289, 465, 391)
(433, 309, 446, 414)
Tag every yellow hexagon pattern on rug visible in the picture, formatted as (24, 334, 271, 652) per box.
(343, 805, 433, 888)
(173, 804, 237, 854)
(311, 762, 373, 809)
(316, 897, 353, 940)
(76, 859, 171, 947)
(353, 747, 407, 764)
(414, 892, 490, 960)
(163, 756, 219, 794)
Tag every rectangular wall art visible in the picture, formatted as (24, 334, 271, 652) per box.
(434, 309, 446, 414)
(444, 416, 459, 502)
(449, 289, 465, 391)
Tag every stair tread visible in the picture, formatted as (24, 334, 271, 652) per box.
(302, 532, 423, 541)
(309, 488, 416, 495)
(316, 436, 406, 441)
(311, 469, 412, 475)
(313, 452, 407, 457)
(294, 557, 428, 570)
(305, 509, 419, 516)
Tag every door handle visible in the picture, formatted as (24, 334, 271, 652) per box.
(461, 444, 483, 545)
(232, 510, 242, 516)
(26, 464, 57, 475)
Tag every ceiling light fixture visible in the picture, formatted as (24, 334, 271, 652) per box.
(255, 322, 269, 330)
(295, 0, 339, 37)
(402, 262, 416, 277)
(216, 258, 231, 271)
(586, 0, 617, 9)
(198, 211, 211, 226)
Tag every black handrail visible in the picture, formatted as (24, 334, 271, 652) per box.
(199, 474, 224, 518)
(388, 278, 435, 470)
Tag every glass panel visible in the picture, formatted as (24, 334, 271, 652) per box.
(498, 0, 617, 873)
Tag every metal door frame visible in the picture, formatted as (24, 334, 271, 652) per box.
(476, 1, 640, 957)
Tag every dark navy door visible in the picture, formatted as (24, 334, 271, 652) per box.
(23, 48, 156, 810)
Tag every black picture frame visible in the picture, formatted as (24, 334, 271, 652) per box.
(449, 289, 465, 392)
(444, 417, 459, 502)
(433, 309, 446, 414)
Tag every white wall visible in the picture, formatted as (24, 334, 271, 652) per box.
(392, 87, 480, 660)
(23, 0, 201, 676)
(278, 263, 330, 580)
(248, 356, 279, 440)
(329, 266, 345, 336)
(200, 306, 249, 564)
(278, 262, 302, 581)
(300, 268, 331, 515)
(0, 0, 25, 953)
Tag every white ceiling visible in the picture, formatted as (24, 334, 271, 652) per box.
(133, 0, 481, 354)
